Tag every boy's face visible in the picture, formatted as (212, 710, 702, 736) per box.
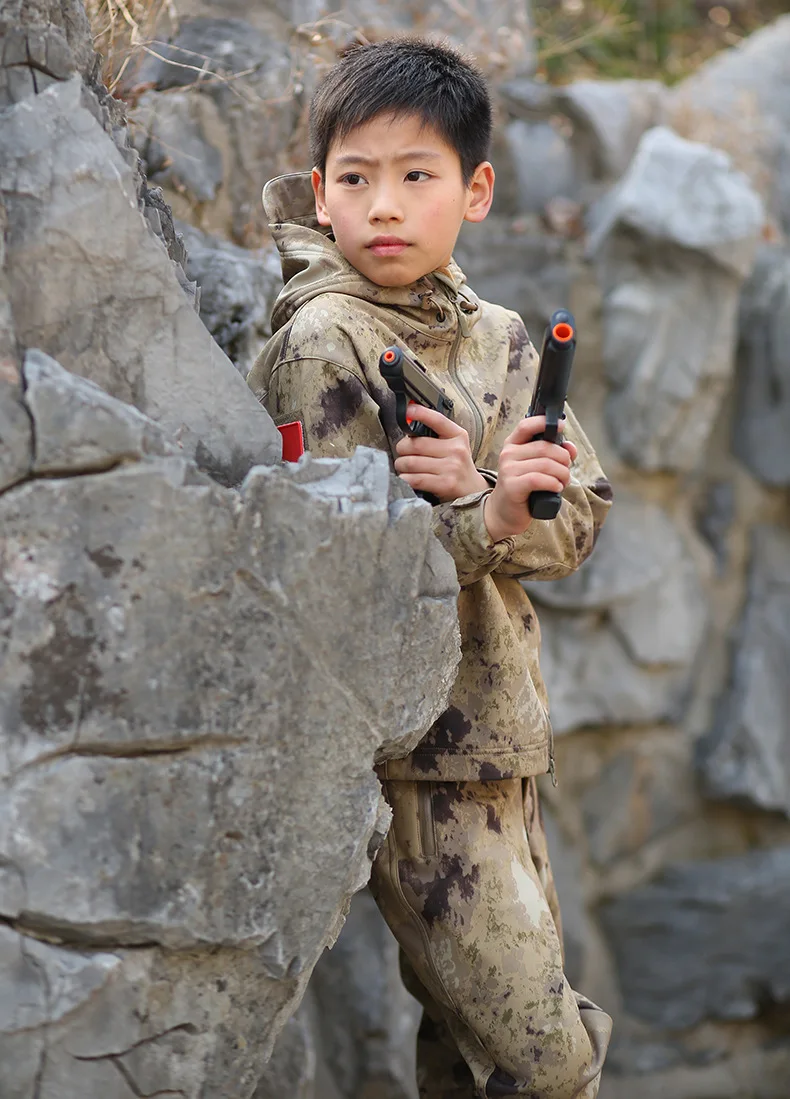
(312, 112, 494, 287)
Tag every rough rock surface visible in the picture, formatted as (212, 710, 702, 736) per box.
(311, 889, 420, 1099)
(133, 15, 297, 241)
(178, 221, 284, 377)
(529, 499, 709, 733)
(732, 245, 790, 487)
(600, 846, 790, 1029)
(588, 126, 764, 472)
(669, 15, 790, 235)
(253, 1005, 316, 1099)
(0, 359, 460, 1097)
(554, 78, 667, 183)
(0, 76, 280, 486)
(697, 525, 790, 817)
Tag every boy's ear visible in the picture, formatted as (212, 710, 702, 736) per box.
(464, 162, 495, 224)
(311, 168, 332, 227)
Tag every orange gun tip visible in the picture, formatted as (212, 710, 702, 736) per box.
(552, 322, 574, 343)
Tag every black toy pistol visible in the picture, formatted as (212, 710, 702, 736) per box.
(379, 345, 454, 506)
(379, 346, 454, 437)
(526, 310, 576, 520)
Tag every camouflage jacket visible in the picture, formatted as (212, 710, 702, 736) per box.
(248, 173, 613, 782)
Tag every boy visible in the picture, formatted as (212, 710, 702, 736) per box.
(248, 39, 613, 1099)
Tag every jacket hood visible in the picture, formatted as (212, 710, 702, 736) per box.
(263, 172, 481, 335)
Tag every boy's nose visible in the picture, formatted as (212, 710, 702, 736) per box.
(368, 187, 404, 224)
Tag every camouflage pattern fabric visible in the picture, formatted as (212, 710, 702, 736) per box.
(248, 173, 613, 784)
(370, 778, 612, 1098)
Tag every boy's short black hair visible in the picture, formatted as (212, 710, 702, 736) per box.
(309, 38, 492, 186)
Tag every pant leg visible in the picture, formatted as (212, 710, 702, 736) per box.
(401, 952, 478, 1099)
(369, 779, 612, 1099)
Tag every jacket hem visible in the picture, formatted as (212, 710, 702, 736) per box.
(378, 742, 551, 782)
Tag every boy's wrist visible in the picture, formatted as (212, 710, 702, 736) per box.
(483, 488, 532, 543)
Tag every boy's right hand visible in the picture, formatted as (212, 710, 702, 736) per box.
(484, 415, 576, 543)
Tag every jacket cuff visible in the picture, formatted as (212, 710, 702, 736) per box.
(431, 489, 514, 584)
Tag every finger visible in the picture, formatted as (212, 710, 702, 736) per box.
(561, 439, 578, 462)
(395, 435, 453, 458)
(507, 439, 572, 465)
(405, 402, 465, 439)
(507, 415, 546, 444)
(503, 458, 572, 485)
(394, 455, 447, 475)
(513, 472, 566, 495)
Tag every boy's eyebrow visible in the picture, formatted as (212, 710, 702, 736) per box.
(334, 149, 443, 167)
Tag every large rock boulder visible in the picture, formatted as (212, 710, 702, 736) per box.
(697, 525, 790, 817)
(528, 497, 710, 733)
(178, 221, 284, 377)
(668, 15, 790, 236)
(0, 76, 280, 486)
(731, 246, 790, 488)
(0, 357, 461, 1098)
(588, 126, 764, 472)
(600, 846, 790, 1029)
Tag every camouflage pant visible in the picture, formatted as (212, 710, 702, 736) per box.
(369, 778, 612, 1099)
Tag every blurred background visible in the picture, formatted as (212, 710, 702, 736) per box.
(76, 2, 790, 1096)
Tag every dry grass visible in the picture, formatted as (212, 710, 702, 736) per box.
(83, 0, 179, 94)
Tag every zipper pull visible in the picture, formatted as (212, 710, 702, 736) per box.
(549, 746, 558, 788)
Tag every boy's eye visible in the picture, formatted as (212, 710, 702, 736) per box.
(341, 173, 364, 185)
(405, 170, 430, 182)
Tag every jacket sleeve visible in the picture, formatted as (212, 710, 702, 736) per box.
(248, 316, 393, 461)
(474, 312, 614, 582)
(250, 323, 520, 588)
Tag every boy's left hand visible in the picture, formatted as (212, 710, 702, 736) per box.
(394, 403, 489, 502)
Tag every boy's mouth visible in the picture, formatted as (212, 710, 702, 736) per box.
(367, 236, 410, 257)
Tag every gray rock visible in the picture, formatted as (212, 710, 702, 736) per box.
(732, 245, 790, 487)
(695, 478, 735, 570)
(582, 746, 697, 867)
(600, 846, 790, 1029)
(537, 608, 690, 735)
(0, 922, 326, 1098)
(588, 127, 764, 472)
(0, 77, 280, 486)
(697, 525, 790, 817)
(0, 435, 460, 1093)
(178, 221, 284, 377)
(253, 1004, 316, 1099)
(310, 889, 420, 1099)
(495, 119, 578, 216)
(554, 79, 666, 182)
(526, 498, 685, 612)
(136, 16, 286, 95)
(455, 215, 571, 339)
(133, 16, 296, 240)
(668, 15, 790, 236)
(528, 498, 709, 668)
(0, 446, 459, 943)
(23, 349, 172, 474)
(0, 354, 31, 494)
(135, 90, 224, 205)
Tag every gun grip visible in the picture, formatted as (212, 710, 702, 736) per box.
(528, 490, 562, 520)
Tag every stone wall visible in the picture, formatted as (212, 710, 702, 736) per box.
(3, 2, 790, 1097)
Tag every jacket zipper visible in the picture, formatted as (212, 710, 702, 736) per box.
(444, 297, 484, 461)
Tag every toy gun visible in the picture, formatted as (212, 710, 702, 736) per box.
(379, 346, 454, 505)
(526, 309, 576, 520)
(379, 346, 454, 436)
